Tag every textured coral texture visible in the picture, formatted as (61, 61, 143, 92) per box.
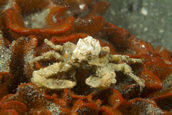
(0, 0, 172, 115)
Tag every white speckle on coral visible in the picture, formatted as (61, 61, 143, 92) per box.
(0, 32, 12, 72)
(79, 4, 85, 10)
(47, 103, 61, 115)
(141, 44, 146, 48)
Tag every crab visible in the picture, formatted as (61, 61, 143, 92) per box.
(30, 36, 145, 91)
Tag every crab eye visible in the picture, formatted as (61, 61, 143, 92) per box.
(99, 51, 108, 58)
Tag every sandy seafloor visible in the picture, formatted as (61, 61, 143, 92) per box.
(105, 0, 172, 51)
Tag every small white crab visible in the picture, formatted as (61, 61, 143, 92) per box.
(30, 36, 145, 91)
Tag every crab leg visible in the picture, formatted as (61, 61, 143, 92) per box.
(113, 63, 145, 91)
(31, 73, 76, 89)
(29, 51, 63, 64)
(31, 62, 75, 89)
(32, 62, 63, 78)
(44, 39, 62, 51)
(86, 74, 116, 89)
(110, 55, 143, 64)
(86, 64, 117, 88)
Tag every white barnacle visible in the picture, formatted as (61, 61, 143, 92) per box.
(72, 36, 101, 62)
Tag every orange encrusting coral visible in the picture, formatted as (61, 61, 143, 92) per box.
(0, 0, 172, 114)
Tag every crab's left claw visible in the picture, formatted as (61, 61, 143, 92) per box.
(86, 74, 116, 89)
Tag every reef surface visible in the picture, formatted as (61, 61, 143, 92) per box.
(0, 0, 172, 115)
